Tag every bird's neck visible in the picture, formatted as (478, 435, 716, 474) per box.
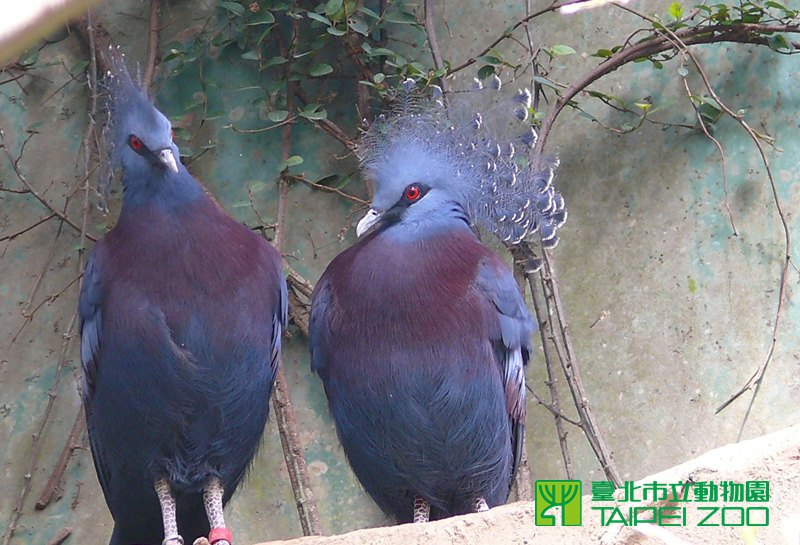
(378, 210, 473, 245)
(120, 165, 205, 214)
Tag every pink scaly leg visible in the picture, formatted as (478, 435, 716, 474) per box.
(154, 478, 184, 545)
(203, 477, 232, 545)
(413, 495, 430, 523)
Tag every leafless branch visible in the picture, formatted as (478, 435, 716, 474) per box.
(45, 527, 72, 545)
(525, 253, 574, 480)
(288, 174, 369, 205)
(679, 66, 738, 236)
(601, 2, 793, 437)
(142, 0, 161, 91)
(533, 21, 800, 157)
(0, 130, 95, 241)
(271, 21, 323, 537)
(424, 0, 450, 99)
(36, 408, 85, 510)
(2, 313, 78, 545)
(515, 245, 623, 486)
(0, 213, 56, 242)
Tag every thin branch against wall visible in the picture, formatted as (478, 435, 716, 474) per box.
(600, 2, 793, 437)
(272, 19, 323, 537)
(526, 259, 575, 481)
(2, 313, 78, 545)
(424, 0, 449, 100)
(44, 527, 72, 545)
(35, 408, 86, 510)
(447, 1, 574, 75)
(142, 0, 161, 91)
(34, 9, 104, 512)
(532, 21, 800, 157)
(0, 212, 56, 243)
(0, 130, 95, 240)
(288, 173, 369, 205)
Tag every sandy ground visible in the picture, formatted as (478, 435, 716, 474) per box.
(256, 425, 800, 545)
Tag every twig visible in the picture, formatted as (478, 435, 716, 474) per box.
(533, 21, 800, 157)
(271, 21, 322, 537)
(2, 314, 78, 545)
(288, 174, 369, 205)
(515, 244, 623, 486)
(541, 250, 622, 485)
(448, 1, 574, 74)
(679, 66, 738, 236)
(423, 0, 449, 99)
(605, 2, 792, 437)
(285, 264, 314, 300)
(343, 0, 373, 120)
(0, 185, 30, 194)
(34, 13, 103, 513)
(36, 409, 85, 510)
(288, 288, 310, 337)
(45, 527, 72, 545)
(226, 117, 297, 133)
(142, 0, 161, 91)
(0, 130, 94, 241)
(525, 254, 574, 480)
(292, 88, 358, 151)
(526, 384, 582, 426)
(71, 13, 117, 76)
(10, 213, 69, 346)
(0, 212, 56, 242)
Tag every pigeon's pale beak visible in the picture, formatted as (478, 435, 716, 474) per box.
(356, 208, 382, 237)
(157, 148, 179, 173)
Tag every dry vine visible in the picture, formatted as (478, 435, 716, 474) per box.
(270, 16, 323, 537)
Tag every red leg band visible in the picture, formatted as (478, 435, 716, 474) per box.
(209, 527, 233, 545)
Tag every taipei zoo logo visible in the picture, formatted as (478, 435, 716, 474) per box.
(535, 480, 582, 526)
(534, 479, 771, 527)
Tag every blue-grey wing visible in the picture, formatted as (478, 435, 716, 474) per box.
(77, 247, 114, 498)
(78, 248, 103, 409)
(476, 256, 536, 479)
(309, 274, 332, 376)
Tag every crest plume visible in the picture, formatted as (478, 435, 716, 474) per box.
(360, 77, 567, 250)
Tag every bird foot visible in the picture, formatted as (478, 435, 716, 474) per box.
(162, 536, 184, 545)
(475, 497, 489, 512)
(192, 539, 210, 545)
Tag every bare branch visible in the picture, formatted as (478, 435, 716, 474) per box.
(0, 130, 95, 241)
(45, 527, 72, 545)
(288, 174, 369, 205)
(448, 1, 575, 75)
(35, 408, 85, 510)
(0, 213, 56, 242)
(142, 0, 161, 91)
(2, 313, 78, 545)
(533, 22, 800, 156)
(271, 21, 323, 537)
(424, 0, 450, 99)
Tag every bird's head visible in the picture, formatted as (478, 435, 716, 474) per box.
(356, 128, 477, 237)
(103, 51, 181, 182)
(356, 78, 566, 246)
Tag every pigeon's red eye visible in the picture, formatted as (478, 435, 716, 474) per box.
(129, 135, 143, 151)
(405, 185, 421, 201)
